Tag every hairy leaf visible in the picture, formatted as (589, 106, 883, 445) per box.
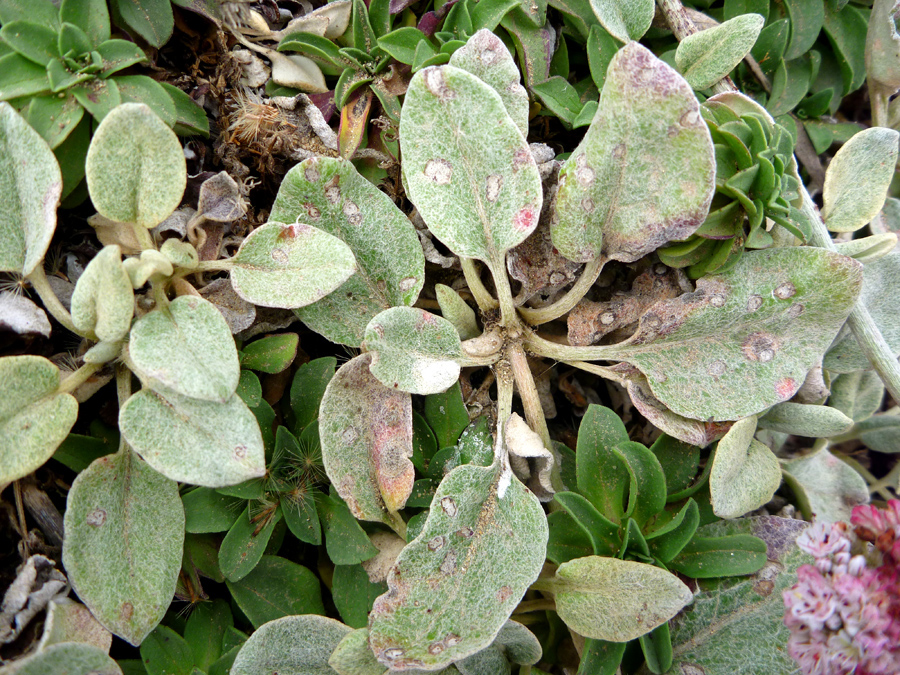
(4, 642, 122, 675)
(782, 447, 868, 523)
(709, 417, 781, 519)
(675, 14, 764, 90)
(230, 615, 352, 675)
(757, 402, 853, 437)
(588, 0, 654, 42)
(71, 245, 134, 342)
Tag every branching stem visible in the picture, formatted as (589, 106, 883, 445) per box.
(26, 265, 79, 335)
(509, 342, 552, 450)
(57, 362, 103, 395)
(460, 258, 499, 312)
(518, 257, 606, 325)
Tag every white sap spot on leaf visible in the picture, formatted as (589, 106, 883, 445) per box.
(428, 642, 445, 655)
(342, 427, 358, 444)
(414, 360, 460, 394)
(486, 174, 503, 203)
(343, 200, 362, 225)
(708, 360, 726, 377)
(680, 109, 701, 127)
(497, 462, 512, 499)
(428, 535, 446, 551)
(747, 294, 763, 312)
(383, 648, 405, 660)
(86, 509, 106, 527)
(773, 282, 796, 299)
(304, 163, 320, 183)
(271, 248, 288, 264)
(424, 159, 453, 185)
(399, 276, 418, 292)
(788, 303, 804, 318)
(600, 311, 616, 325)
(423, 67, 455, 101)
(710, 293, 727, 307)
(440, 496, 457, 517)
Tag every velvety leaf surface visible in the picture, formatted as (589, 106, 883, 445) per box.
(119, 389, 266, 488)
(230, 220, 357, 310)
(364, 307, 462, 395)
(400, 64, 542, 263)
(783, 447, 868, 523)
(710, 417, 781, 519)
(0, 102, 62, 276)
(230, 615, 351, 675)
(128, 295, 239, 402)
(551, 556, 693, 642)
(601, 247, 862, 420)
(320, 354, 414, 525)
(675, 14, 764, 90)
(588, 0, 654, 42)
(553, 43, 715, 263)
(867, 0, 900, 90)
(0, 355, 77, 484)
(822, 127, 899, 232)
(448, 29, 529, 137)
(757, 401, 853, 437)
(85, 103, 186, 228)
(270, 157, 424, 346)
(70, 245, 134, 342)
(368, 462, 548, 670)
(63, 449, 184, 645)
(4, 642, 122, 675)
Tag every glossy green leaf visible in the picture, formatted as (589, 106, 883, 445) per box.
(400, 64, 542, 263)
(599, 247, 862, 421)
(614, 441, 666, 527)
(577, 639, 626, 675)
(317, 494, 379, 565)
(377, 27, 426, 65)
(159, 82, 209, 137)
(449, 29, 529, 137)
(24, 92, 84, 149)
(782, 0, 824, 61)
(551, 556, 692, 642)
(757, 401, 853, 437)
(766, 54, 813, 117)
(368, 461, 548, 670)
(320, 354, 414, 526)
(547, 510, 594, 565)
(4, 642, 122, 675)
(97, 39, 148, 76)
(182, 487, 242, 533)
(553, 43, 715, 263)
(0, 102, 62, 276)
(241, 333, 298, 374)
(822, 4, 868, 95)
(72, 78, 122, 120)
(822, 126, 899, 233)
(575, 405, 630, 522)
(218, 504, 282, 583)
(782, 447, 868, 523)
(364, 307, 462, 395)
(649, 434, 701, 496)
(227, 555, 325, 628)
(140, 624, 194, 675)
(290, 357, 336, 434)
(270, 158, 424, 345)
(0, 0, 60, 28)
(531, 76, 584, 126)
(0, 21, 58, 66)
(499, 10, 554, 86)
(230, 220, 356, 310)
(709, 417, 781, 519)
(332, 564, 387, 629)
(70, 245, 133, 342)
(0, 356, 78, 484)
(129, 295, 239, 402)
(668, 533, 767, 578)
(675, 14, 764, 91)
(230, 615, 352, 675)
(60, 0, 110, 47)
(588, 0, 654, 42)
(114, 74, 176, 127)
(867, 0, 900, 91)
(119, 388, 266, 488)
(110, 0, 173, 47)
(423, 381, 470, 449)
(184, 600, 233, 672)
(646, 499, 700, 563)
(85, 103, 185, 228)
(553, 491, 621, 557)
(63, 449, 183, 645)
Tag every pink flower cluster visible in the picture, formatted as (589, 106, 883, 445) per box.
(783, 500, 900, 675)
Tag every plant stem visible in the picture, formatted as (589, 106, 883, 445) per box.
(387, 510, 408, 541)
(460, 258, 499, 313)
(489, 259, 520, 329)
(57, 362, 103, 395)
(525, 331, 620, 363)
(13, 480, 29, 558)
(509, 343, 552, 450)
(800, 185, 900, 403)
(132, 222, 156, 251)
(26, 265, 80, 335)
(869, 81, 891, 129)
(518, 257, 606, 325)
(496, 360, 515, 464)
(513, 598, 556, 614)
(116, 363, 132, 408)
(568, 361, 629, 385)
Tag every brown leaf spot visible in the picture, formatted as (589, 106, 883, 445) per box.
(324, 175, 341, 203)
(427, 535, 446, 551)
(787, 303, 804, 318)
(120, 602, 134, 621)
(428, 642, 445, 655)
(304, 161, 320, 183)
(581, 197, 595, 213)
(612, 143, 626, 160)
(455, 526, 474, 538)
(424, 158, 452, 185)
(753, 579, 775, 596)
(496, 585, 512, 602)
(303, 202, 320, 219)
(742, 332, 778, 362)
(707, 360, 726, 377)
(86, 509, 106, 527)
(270, 248, 288, 264)
(747, 294, 763, 312)
(441, 496, 457, 517)
(440, 550, 457, 574)
(233, 445, 247, 460)
(512, 148, 531, 171)
(342, 200, 361, 226)
(423, 67, 455, 101)
(773, 282, 796, 299)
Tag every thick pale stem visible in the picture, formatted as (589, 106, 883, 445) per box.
(26, 265, 80, 335)
(488, 259, 520, 329)
(800, 185, 900, 403)
(568, 361, 629, 386)
(495, 361, 514, 464)
(460, 258, 499, 312)
(525, 331, 620, 363)
(509, 343, 552, 450)
(656, 0, 697, 41)
(387, 510, 408, 541)
(132, 223, 156, 251)
(57, 362, 103, 395)
(869, 81, 891, 129)
(519, 257, 606, 325)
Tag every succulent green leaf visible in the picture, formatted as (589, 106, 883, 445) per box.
(822, 4, 868, 95)
(368, 461, 548, 670)
(0, 355, 77, 484)
(547, 510, 594, 565)
(85, 103, 186, 228)
(666, 533, 768, 578)
(648, 434, 701, 496)
(62, 449, 184, 645)
(574, 404, 630, 522)
(400, 64, 542, 263)
(289, 357, 336, 434)
(332, 563, 386, 627)
(128, 295, 239, 402)
(70, 245, 134, 342)
(822, 127, 899, 233)
(114, 74, 176, 128)
(317, 494, 379, 565)
(782, 447, 868, 523)
(0, 102, 62, 276)
(553, 491, 621, 557)
(782, 0, 825, 60)
(159, 82, 209, 137)
(675, 14, 764, 91)
(60, 0, 111, 47)
(226, 555, 325, 629)
(601, 247, 862, 420)
(646, 499, 700, 563)
(119, 389, 266, 488)
(230, 220, 356, 309)
(110, 0, 173, 48)
(757, 401, 853, 437)
(867, 0, 900, 91)
(241, 333, 298, 374)
(613, 441, 666, 527)
(449, 29, 529, 137)
(3, 642, 122, 675)
(553, 43, 715, 263)
(140, 624, 194, 675)
(24, 92, 84, 149)
(364, 307, 462, 395)
(709, 417, 781, 519)
(182, 487, 242, 533)
(218, 504, 282, 583)
(230, 615, 352, 675)
(588, 0, 654, 42)
(97, 39, 148, 76)
(320, 354, 414, 524)
(423, 381, 470, 449)
(183, 599, 232, 672)
(0, 21, 59, 67)
(551, 556, 692, 642)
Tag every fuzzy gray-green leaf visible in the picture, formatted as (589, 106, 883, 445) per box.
(269, 157, 424, 346)
(589, 0, 654, 42)
(400, 65, 542, 263)
(62, 449, 184, 646)
(449, 29, 529, 138)
(368, 462, 547, 670)
(85, 103, 186, 228)
(0, 355, 77, 484)
(866, 0, 900, 91)
(3, 642, 122, 675)
(230, 220, 357, 310)
(602, 247, 862, 420)
(320, 354, 414, 523)
(128, 295, 239, 403)
(675, 14, 765, 90)
(119, 389, 266, 488)
(364, 307, 462, 395)
(0, 102, 61, 276)
(553, 42, 715, 263)
(230, 615, 351, 675)
(709, 417, 781, 519)
(70, 245, 134, 343)
(757, 402, 853, 437)
(783, 447, 868, 523)
(822, 126, 899, 233)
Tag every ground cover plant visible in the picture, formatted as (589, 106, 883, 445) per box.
(0, 0, 899, 674)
